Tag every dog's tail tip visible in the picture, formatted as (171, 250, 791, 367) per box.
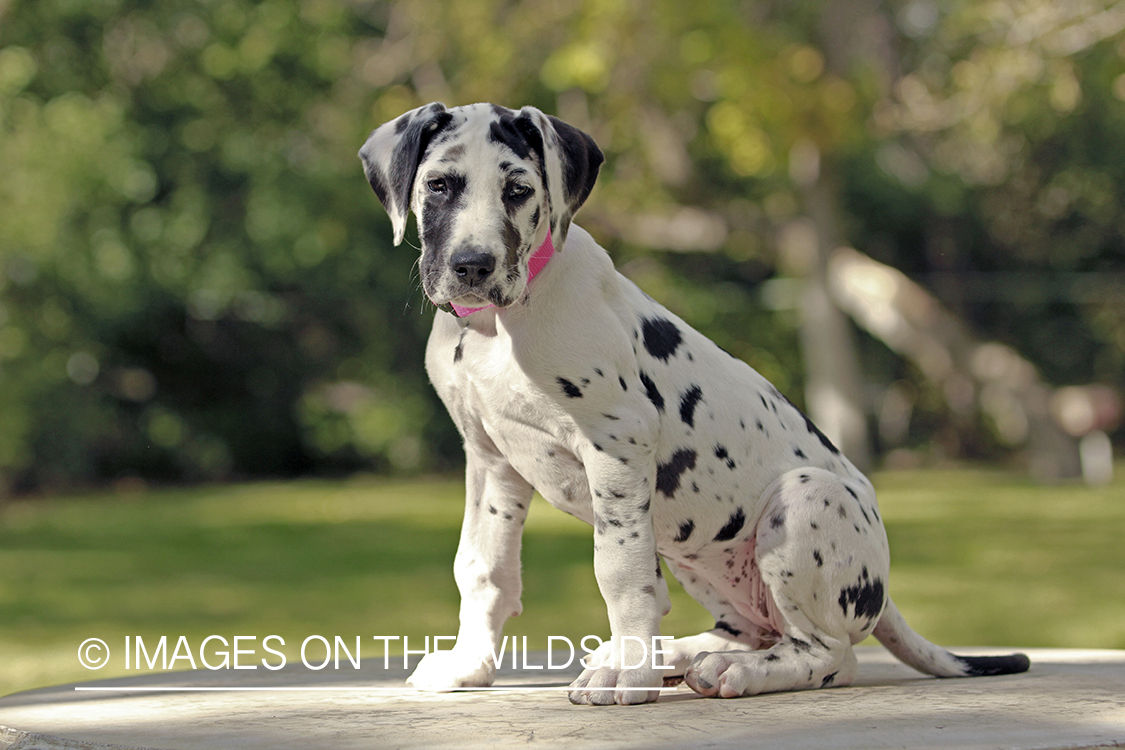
(873, 598, 1031, 678)
(956, 651, 1031, 677)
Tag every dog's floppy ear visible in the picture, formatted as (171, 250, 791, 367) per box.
(359, 102, 452, 246)
(516, 107, 603, 250)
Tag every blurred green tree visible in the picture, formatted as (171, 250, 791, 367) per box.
(0, 0, 443, 489)
(0, 0, 1121, 492)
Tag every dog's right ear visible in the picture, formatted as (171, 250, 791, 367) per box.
(359, 102, 452, 246)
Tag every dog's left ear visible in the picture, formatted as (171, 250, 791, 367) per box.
(359, 102, 453, 246)
(516, 107, 603, 250)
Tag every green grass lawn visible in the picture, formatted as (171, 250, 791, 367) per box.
(1, 467, 1123, 697)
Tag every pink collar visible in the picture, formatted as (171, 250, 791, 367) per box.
(450, 231, 555, 317)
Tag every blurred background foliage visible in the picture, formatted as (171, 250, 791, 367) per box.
(0, 0, 1123, 492)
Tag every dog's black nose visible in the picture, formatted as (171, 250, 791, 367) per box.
(450, 250, 495, 287)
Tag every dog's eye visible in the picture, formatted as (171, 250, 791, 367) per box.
(426, 178, 447, 194)
(506, 183, 532, 201)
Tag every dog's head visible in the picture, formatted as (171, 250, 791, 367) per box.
(359, 103, 603, 313)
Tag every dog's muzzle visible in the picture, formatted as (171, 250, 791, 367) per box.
(441, 232, 556, 317)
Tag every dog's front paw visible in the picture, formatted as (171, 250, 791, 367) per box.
(406, 648, 495, 691)
(568, 665, 661, 706)
(583, 636, 687, 676)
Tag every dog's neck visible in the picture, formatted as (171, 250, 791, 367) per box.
(450, 231, 555, 318)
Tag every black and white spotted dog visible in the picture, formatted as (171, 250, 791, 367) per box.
(359, 102, 1030, 705)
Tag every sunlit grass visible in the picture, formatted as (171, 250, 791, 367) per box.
(1, 467, 1123, 697)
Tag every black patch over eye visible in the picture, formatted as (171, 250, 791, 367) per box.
(427, 177, 448, 193)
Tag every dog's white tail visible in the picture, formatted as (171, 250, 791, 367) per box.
(873, 598, 1031, 677)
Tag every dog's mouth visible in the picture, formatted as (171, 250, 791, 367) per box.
(427, 285, 518, 316)
(447, 291, 492, 308)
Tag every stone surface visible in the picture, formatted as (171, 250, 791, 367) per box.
(1, 648, 1123, 750)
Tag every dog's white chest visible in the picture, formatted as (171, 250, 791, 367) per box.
(426, 315, 599, 525)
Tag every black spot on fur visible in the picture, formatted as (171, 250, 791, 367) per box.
(770, 512, 786, 529)
(641, 317, 682, 362)
(674, 519, 695, 542)
(713, 444, 736, 470)
(619, 376, 628, 391)
(487, 116, 535, 160)
(714, 620, 742, 637)
(639, 371, 664, 411)
(453, 330, 466, 363)
(821, 671, 838, 688)
(557, 377, 583, 398)
(713, 507, 746, 542)
(773, 390, 842, 455)
(500, 216, 522, 266)
(838, 575, 886, 623)
(419, 172, 466, 252)
(813, 550, 824, 567)
(845, 485, 858, 499)
(794, 447, 808, 460)
(656, 448, 697, 497)
(803, 414, 840, 454)
(764, 652, 780, 662)
(679, 385, 703, 428)
(393, 112, 414, 135)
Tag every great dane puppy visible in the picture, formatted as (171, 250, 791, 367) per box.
(359, 102, 1030, 705)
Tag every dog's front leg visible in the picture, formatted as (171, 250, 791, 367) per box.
(406, 450, 532, 690)
(569, 451, 668, 705)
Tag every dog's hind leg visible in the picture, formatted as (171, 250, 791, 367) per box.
(684, 468, 889, 697)
(657, 560, 777, 675)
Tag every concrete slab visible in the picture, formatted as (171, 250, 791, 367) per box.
(0, 648, 1122, 750)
